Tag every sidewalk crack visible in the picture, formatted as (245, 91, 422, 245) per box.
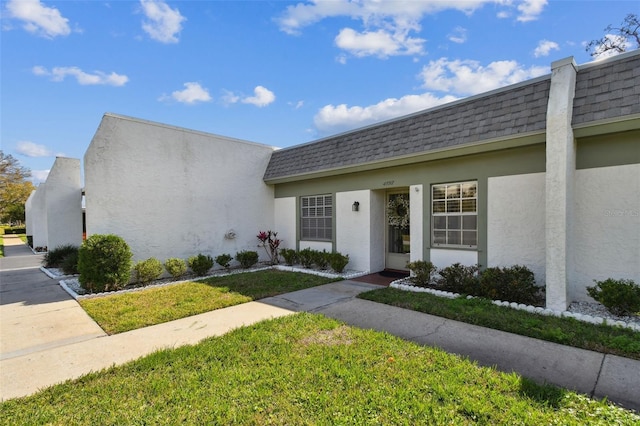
(591, 354, 607, 398)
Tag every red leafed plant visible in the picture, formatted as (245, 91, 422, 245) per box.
(257, 230, 281, 265)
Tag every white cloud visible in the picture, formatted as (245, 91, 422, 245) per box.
(221, 89, 240, 106)
(15, 141, 62, 158)
(242, 86, 276, 107)
(163, 82, 212, 104)
(6, 0, 70, 38)
(335, 27, 425, 58)
(588, 34, 634, 60)
(419, 57, 548, 96)
(33, 66, 129, 86)
(448, 26, 468, 44)
(31, 169, 50, 184)
(314, 92, 458, 134)
(533, 39, 559, 57)
(516, 0, 547, 22)
(140, 0, 186, 44)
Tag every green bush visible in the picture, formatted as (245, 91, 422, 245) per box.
(587, 278, 640, 316)
(2, 226, 26, 235)
(312, 250, 329, 269)
(436, 263, 479, 294)
(328, 252, 349, 273)
(78, 234, 133, 293)
(43, 244, 79, 268)
(133, 258, 164, 284)
(407, 260, 436, 287)
(215, 253, 233, 269)
(164, 258, 187, 279)
(280, 248, 298, 266)
(188, 254, 214, 276)
(478, 265, 541, 305)
(235, 250, 258, 268)
(61, 251, 79, 275)
(298, 248, 315, 268)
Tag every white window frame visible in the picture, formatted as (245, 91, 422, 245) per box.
(300, 194, 333, 241)
(432, 181, 477, 248)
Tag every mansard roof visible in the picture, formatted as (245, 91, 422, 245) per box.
(264, 51, 639, 183)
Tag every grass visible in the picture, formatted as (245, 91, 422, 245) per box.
(359, 287, 640, 360)
(80, 270, 338, 334)
(2, 314, 638, 425)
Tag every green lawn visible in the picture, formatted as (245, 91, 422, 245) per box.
(80, 270, 338, 334)
(359, 287, 640, 360)
(2, 314, 638, 425)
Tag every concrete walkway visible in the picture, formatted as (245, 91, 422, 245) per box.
(1, 235, 638, 412)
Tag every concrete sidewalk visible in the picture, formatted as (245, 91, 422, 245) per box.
(1, 238, 638, 412)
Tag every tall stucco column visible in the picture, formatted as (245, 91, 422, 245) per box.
(545, 57, 577, 311)
(409, 184, 424, 262)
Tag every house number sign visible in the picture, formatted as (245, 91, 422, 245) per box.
(382, 180, 395, 186)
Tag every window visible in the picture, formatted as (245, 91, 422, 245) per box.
(432, 181, 477, 247)
(301, 194, 333, 241)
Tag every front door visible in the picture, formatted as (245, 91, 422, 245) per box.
(385, 191, 410, 271)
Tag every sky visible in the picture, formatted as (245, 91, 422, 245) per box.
(1, 0, 637, 184)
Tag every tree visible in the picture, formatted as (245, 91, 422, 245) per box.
(586, 13, 640, 58)
(0, 151, 35, 224)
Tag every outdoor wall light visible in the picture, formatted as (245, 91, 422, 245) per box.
(352, 201, 360, 212)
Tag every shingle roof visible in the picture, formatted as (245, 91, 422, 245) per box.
(264, 51, 639, 182)
(264, 78, 550, 181)
(572, 52, 640, 125)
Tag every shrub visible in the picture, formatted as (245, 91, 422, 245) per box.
(587, 278, 640, 316)
(188, 254, 214, 276)
(215, 253, 233, 269)
(436, 263, 479, 294)
(407, 260, 436, 287)
(164, 258, 187, 279)
(312, 250, 329, 269)
(133, 257, 164, 284)
(43, 244, 79, 268)
(329, 252, 349, 273)
(280, 248, 298, 266)
(478, 265, 540, 305)
(78, 234, 133, 293)
(61, 251, 79, 275)
(298, 248, 315, 268)
(236, 250, 259, 268)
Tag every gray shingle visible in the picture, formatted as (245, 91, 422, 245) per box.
(264, 78, 551, 180)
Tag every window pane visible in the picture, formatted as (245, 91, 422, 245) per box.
(448, 216, 461, 230)
(463, 216, 477, 230)
(462, 182, 477, 198)
(462, 199, 476, 213)
(447, 230, 461, 245)
(433, 185, 446, 200)
(463, 231, 477, 246)
(433, 200, 445, 213)
(446, 200, 460, 213)
(433, 231, 446, 244)
(446, 184, 460, 199)
(433, 216, 446, 230)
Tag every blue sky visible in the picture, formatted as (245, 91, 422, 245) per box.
(1, 0, 637, 183)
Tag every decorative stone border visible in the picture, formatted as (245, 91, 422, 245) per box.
(390, 279, 640, 333)
(57, 265, 369, 301)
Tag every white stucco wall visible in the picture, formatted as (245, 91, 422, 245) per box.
(44, 157, 83, 249)
(84, 113, 276, 262)
(430, 248, 478, 269)
(299, 241, 332, 252)
(30, 183, 48, 248)
(572, 164, 640, 301)
(25, 191, 35, 238)
(336, 190, 371, 272)
(274, 197, 296, 251)
(487, 173, 546, 284)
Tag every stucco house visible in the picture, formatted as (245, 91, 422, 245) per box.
(27, 51, 639, 311)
